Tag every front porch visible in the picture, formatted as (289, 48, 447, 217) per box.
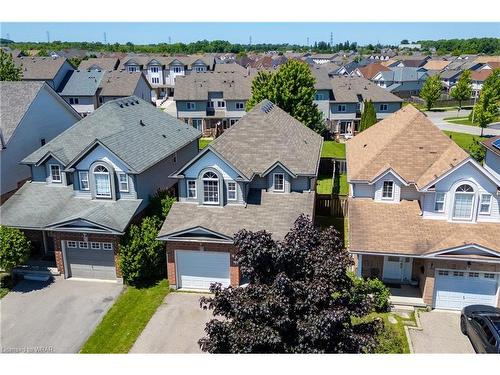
(388, 284, 426, 308)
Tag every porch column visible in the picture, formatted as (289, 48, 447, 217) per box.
(356, 254, 363, 277)
(42, 230, 48, 256)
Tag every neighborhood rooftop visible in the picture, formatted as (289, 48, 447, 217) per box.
(14, 56, 68, 80)
(58, 70, 104, 96)
(99, 71, 151, 97)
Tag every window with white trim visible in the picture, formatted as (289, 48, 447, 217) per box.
(217, 100, 225, 108)
(337, 104, 346, 112)
(79, 241, 88, 248)
(151, 77, 160, 84)
(227, 181, 237, 201)
(67, 241, 77, 248)
(382, 180, 394, 199)
(207, 101, 214, 109)
(479, 194, 492, 214)
(468, 272, 479, 278)
(118, 173, 129, 192)
(192, 118, 203, 131)
(194, 66, 205, 72)
(79, 171, 89, 191)
(230, 119, 238, 126)
(273, 173, 285, 192)
(150, 66, 159, 73)
(202, 171, 219, 204)
(484, 273, 495, 279)
(69, 97, 79, 105)
(187, 180, 197, 198)
(434, 192, 446, 212)
(315, 93, 326, 100)
(453, 271, 464, 277)
(93, 165, 112, 198)
(90, 242, 100, 249)
(173, 66, 182, 73)
(453, 184, 474, 220)
(102, 243, 113, 250)
(438, 270, 449, 276)
(50, 165, 62, 183)
(236, 102, 244, 110)
(379, 104, 388, 111)
(187, 102, 196, 110)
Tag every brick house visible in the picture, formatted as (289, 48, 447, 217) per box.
(158, 100, 323, 290)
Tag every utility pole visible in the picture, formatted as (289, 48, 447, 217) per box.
(103, 32, 107, 44)
(168, 36, 171, 44)
(46, 31, 50, 43)
(306, 37, 309, 49)
(249, 35, 252, 46)
(6, 33, 10, 40)
(330, 31, 333, 50)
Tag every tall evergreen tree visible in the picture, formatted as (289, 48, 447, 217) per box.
(0, 50, 22, 81)
(450, 70, 472, 116)
(360, 100, 377, 131)
(420, 75, 443, 111)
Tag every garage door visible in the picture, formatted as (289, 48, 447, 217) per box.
(175, 250, 230, 290)
(434, 269, 499, 310)
(65, 241, 116, 280)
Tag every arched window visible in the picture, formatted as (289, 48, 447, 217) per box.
(93, 165, 111, 198)
(202, 171, 219, 204)
(453, 184, 474, 220)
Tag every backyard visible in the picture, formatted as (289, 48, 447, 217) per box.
(321, 141, 346, 159)
(199, 138, 212, 150)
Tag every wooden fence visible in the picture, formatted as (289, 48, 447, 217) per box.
(316, 194, 349, 217)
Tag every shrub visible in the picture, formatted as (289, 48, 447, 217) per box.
(147, 189, 176, 221)
(0, 226, 30, 273)
(349, 272, 391, 313)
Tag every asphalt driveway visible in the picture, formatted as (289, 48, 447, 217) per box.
(130, 292, 213, 353)
(409, 310, 474, 353)
(0, 277, 122, 353)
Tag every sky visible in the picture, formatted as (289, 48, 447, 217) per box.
(1, 22, 499, 46)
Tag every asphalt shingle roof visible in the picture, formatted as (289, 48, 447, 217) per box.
(99, 71, 150, 97)
(22, 96, 201, 173)
(379, 67, 427, 82)
(58, 70, 104, 96)
(78, 57, 119, 71)
(13, 56, 68, 80)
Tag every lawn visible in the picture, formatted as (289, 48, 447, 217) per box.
(199, 138, 213, 150)
(316, 216, 348, 247)
(80, 280, 170, 353)
(316, 175, 333, 194)
(0, 273, 13, 299)
(444, 115, 500, 126)
(321, 141, 346, 159)
(443, 131, 487, 151)
(333, 173, 348, 196)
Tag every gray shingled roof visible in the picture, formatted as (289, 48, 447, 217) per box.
(0, 182, 142, 233)
(14, 56, 68, 80)
(440, 69, 462, 80)
(99, 70, 151, 97)
(59, 70, 104, 96)
(205, 100, 323, 179)
(378, 67, 427, 82)
(78, 57, 119, 71)
(0, 81, 45, 146)
(173, 72, 252, 101)
(158, 190, 315, 240)
(329, 76, 403, 103)
(22, 96, 201, 173)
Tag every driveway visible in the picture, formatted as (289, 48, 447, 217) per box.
(409, 310, 474, 353)
(130, 292, 213, 353)
(0, 277, 122, 353)
(425, 110, 500, 136)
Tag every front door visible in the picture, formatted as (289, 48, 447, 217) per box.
(383, 256, 413, 282)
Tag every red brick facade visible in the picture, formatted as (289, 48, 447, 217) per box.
(165, 241, 240, 288)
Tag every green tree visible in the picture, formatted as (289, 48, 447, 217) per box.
(419, 75, 443, 111)
(360, 100, 377, 132)
(147, 189, 176, 221)
(0, 50, 22, 81)
(450, 70, 472, 116)
(0, 226, 31, 274)
(473, 87, 499, 137)
(246, 60, 325, 133)
(481, 68, 500, 100)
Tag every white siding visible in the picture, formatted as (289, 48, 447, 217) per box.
(373, 173, 401, 203)
(75, 145, 130, 173)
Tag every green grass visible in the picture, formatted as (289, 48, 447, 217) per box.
(321, 141, 346, 159)
(0, 273, 12, 299)
(444, 115, 500, 126)
(316, 175, 333, 194)
(443, 131, 487, 151)
(0, 287, 10, 299)
(80, 280, 170, 353)
(333, 173, 348, 196)
(199, 138, 213, 150)
(316, 216, 348, 247)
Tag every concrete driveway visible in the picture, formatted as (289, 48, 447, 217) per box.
(425, 110, 500, 136)
(130, 292, 213, 353)
(0, 277, 122, 353)
(409, 310, 474, 353)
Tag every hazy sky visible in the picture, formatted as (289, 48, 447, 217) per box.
(2, 22, 499, 45)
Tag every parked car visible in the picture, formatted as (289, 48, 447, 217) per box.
(460, 305, 500, 353)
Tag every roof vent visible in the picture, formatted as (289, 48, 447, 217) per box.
(162, 134, 166, 138)
(140, 120, 146, 126)
(260, 100, 274, 113)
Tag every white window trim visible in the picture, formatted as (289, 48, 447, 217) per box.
(79, 171, 90, 191)
(78, 241, 88, 248)
(217, 100, 225, 108)
(67, 241, 77, 248)
(236, 102, 244, 110)
(379, 104, 388, 111)
(187, 102, 196, 110)
(479, 193, 492, 215)
(273, 173, 285, 193)
(50, 164, 62, 183)
(187, 180, 197, 199)
(93, 164, 112, 198)
(102, 243, 113, 251)
(118, 173, 129, 193)
(338, 104, 346, 112)
(90, 242, 101, 249)
(434, 191, 446, 212)
(227, 181, 237, 201)
(202, 172, 219, 205)
(381, 180, 394, 200)
(452, 192, 475, 221)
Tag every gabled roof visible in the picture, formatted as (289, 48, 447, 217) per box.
(440, 69, 462, 80)
(471, 69, 493, 82)
(78, 57, 119, 71)
(346, 105, 469, 189)
(99, 71, 151, 97)
(422, 59, 451, 71)
(329, 76, 403, 103)
(482, 136, 500, 157)
(14, 56, 70, 80)
(22, 96, 201, 173)
(377, 67, 428, 82)
(58, 70, 104, 96)
(357, 63, 390, 79)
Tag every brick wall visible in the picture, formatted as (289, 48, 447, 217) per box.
(53, 232, 122, 277)
(165, 241, 239, 288)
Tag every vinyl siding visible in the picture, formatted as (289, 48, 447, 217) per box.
(267, 166, 291, 193)
(183, 149, 241, 181)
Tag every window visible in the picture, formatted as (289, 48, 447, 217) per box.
(192, 118, 202, 131)
(194, 66, 205, 72)
(453, 271, 464, 277)
(173, 66, 182, 73)
(67, 241, 77, 248)
(484, 273, 495, 279)
(99, 97, 103, 104)
(173, 152, 177, 164)
(453, 184, 474, 220)
(203, 171, 219, 204)
(230, 119, 238, 126)
(69, 97, 79, 105)
(187, 180, 197, 198)
(102, 243, 113, 251)
(273, 173, 285, 192)
(379, 104, 388, 111)
(468, 272, 479, 278)
(187, 102, 196, 110)
(479, 194, 492, 214)
(388, 256, 400, 262)
(315, 93, 326, 100)
(438, 270, 449, 276)
(382, 181, 394, 199)
(78, 241, 88, 248)
(236, 102, 244, 110)
(93, 165, 111, 198)
(150, 66, 159, 73)
(90, 242, 100, 249)
(151, 77, 160, 84)
(127, 66, 138, 72)
(227, 181, 237, 201)
(207, 101, 214, 109)
(337, 104, 346, 112)
(50, 165, 61, 183)
(118, 173, 129, 192)
(217, 101, 225, 108)
(434, 192, 446, 212)
(40, 138, 46, 146)
(79, 171, 90, 191)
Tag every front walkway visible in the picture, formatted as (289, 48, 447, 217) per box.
(389, 285, 426, 308)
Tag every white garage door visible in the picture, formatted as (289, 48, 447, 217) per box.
(434, 269, 499, 310)
(65, 241, 116, 280)
(175, 250, 230, 290)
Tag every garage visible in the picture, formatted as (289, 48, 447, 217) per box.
(65, 240, 116, 280)
(175, 250, 230, 290)
(434, 269, 499, 310)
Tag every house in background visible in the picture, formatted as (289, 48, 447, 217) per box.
(482, 137, 500, 181)
(371, 67, 428, 97)
(13, 56, 74, 90)
(0, 81, 81, 203)
(78, 57, 120, 71)
(471, 69, 493, 98)
(440, 70, 463, 93)
(347, 105, 500, 311)
(98, 70, 152, 104)
(158, 100, 322, 290)
(351, 62, 390, 80)
(1, 97, 200, 281)
(58, 70, 104, 116)
(174, 71, 252, 136)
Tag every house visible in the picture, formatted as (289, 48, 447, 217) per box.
(372, 67, 428, 97)
(398, 43, 422, 50)
(157, 100, 322, 290)
(311, 68, 403, 137)
(0, 97, 201, 281)
(479, 62, 500, 71)
(307, 54, 337, 65)
(351, 63, 390, 80)
(347, 105, 500, 310)
(78, 57, 120, 71)
(331, 61, 359, 76)
(13, 56, 74, 90)
(98, 70, 152, 104)
(422, 59, 451, 71)
(440, 70, 463, 93)
(482, 137, 500, 181)
(58, 70, 105, 116)
(390, 56, 430, 68)
(174, 71, 252, 136)
(471, 69, 493, 98)
(0, 81, 81, 203)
